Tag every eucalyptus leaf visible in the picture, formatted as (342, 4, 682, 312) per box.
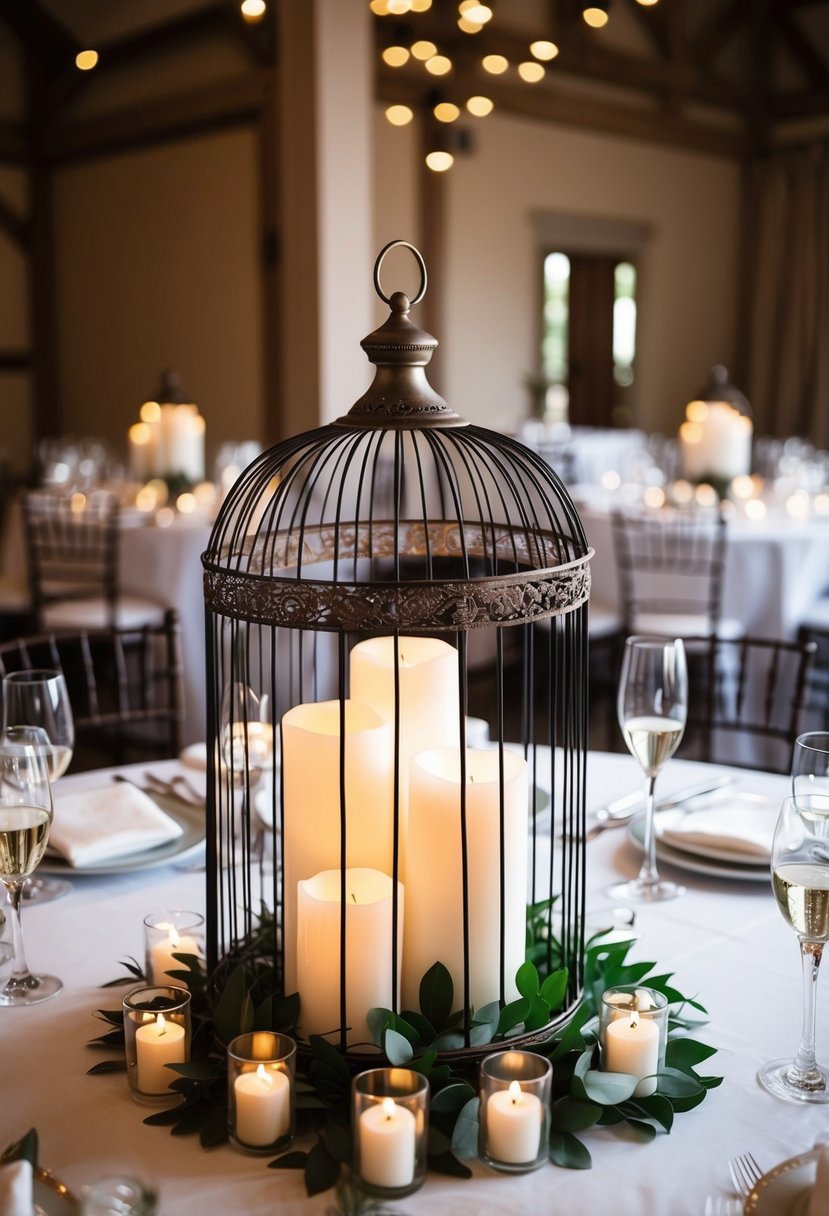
(524, 995, 553, 1032)
(199, 1103, 229, 1148)
(322, 1122, 353, 1165)
(400, 1010, 435, 1043)
(431, 1082, 476, 1115)
(366, 1007, 392, 1047)
(167, 1060, 225, 1081)
(86, 1060, 127, 1075)
(305, 1142, 341, 1196)
(549, 1129, 592, 1169)
(540, 968, 568, 1011)
(582, 1068, 640, 1105)
(450, 1097, 480, 1161)
(630, 1093, 674, 1132)
(664, 1038, 718, 1072)
(0, 1128, 37, 1168)
(551, 1097, 602, 1133)
(268, 1151, 308, 1170)
(655, 1067, 704, 1098)
(419, 962, 454, 1031)
(384, 1028, 414, 1065)
(212, 964, 252, 1045)
(468, 1022, 496, 1047)
(516, 959, 540, 1000)
(496, 996, 530, 1036)
(625, 1118, 658, 1141)
(472, 1000, 501, 1027)
(427, 1151, 473, 1179)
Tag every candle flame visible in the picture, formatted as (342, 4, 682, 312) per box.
(256, 1063, 273, 1089)
(508, 1080, 522, 1104)
(169, 926, 181, 948)
(381, 1097, 397, 1120)
(157, 1013, 167, 1035)
(628, 1011, 639, 1031)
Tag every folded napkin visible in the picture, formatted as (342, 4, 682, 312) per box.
(808, 1141, 829, 1215)
(0, 1159, 33, 1216)
(50, 783, 183, 867)
(659, 799, 777, 862)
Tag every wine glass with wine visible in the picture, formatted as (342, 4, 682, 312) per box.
(0, 724, 62, 1006)
(609, 635, 688, 903)
(758, 795, 829, 1102)
(2, 669, 75, 903)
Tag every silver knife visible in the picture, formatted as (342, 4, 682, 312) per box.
(595, 774, 735, 822)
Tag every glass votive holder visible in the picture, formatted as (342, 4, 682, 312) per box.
(227, 1032, 296, 1154)
(352, 1068, 429, 1198)
(478, 1050, 552, 1173)
(122, 985, 191, 1102)
(143, 910, 205, 986)
(81, 1174, 157, 1216)
(599, 985, 668, 1097)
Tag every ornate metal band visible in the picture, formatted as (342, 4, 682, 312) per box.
(203, 554, 591, 631)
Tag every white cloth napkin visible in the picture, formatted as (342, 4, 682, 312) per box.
(0, 1159, 34, 1216)
(808, 1141, 829, 1215)
(659, 800, 777, 861)
(50, 783, 183, 867)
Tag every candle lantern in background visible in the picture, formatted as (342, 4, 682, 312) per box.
(128, 368, 206, 489)
(201, 241, 590, 1063)
(678, 364, 753, 490)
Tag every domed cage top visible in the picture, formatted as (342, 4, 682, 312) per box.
(202, 241, 591, 1062)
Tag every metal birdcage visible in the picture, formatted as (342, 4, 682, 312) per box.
(202, 241, 590, 1062)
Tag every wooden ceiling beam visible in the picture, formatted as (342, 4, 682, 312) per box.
(0, 120, 26, 164)
(772, 85, 829, 118)
(772, 2, 829, 89)
(89, 3, 230, 74)
(42, 71, 269, 163)
(0, 0, 76, 59)
(693, 0, 746, 67)
(0, 193, 28, 248)
(378, 70, 748, 159)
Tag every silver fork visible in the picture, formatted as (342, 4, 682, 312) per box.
(704, 1199, 740, 1216)
(729, 1152, 763, 1198)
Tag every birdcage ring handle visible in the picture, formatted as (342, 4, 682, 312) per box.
(373, 240, 427, 307)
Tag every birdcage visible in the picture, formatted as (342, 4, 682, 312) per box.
(202, 241, 590, 1062)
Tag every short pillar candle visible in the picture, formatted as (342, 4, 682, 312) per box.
(143, 910, 205, 987)
(479, 1050, 551, 1173)
(227, 1032, 296, 1153)
(122, 985, 191, 1102)
(600, 986, 668, 1098)
(352, 1068, 429, 1198)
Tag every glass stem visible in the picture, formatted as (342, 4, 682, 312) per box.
(637, 774, 659, 888)
(4, 880, 34, 988)
(792, 939, 824, 1086)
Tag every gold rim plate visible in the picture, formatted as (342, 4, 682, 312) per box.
(744, 1149, 818, 1216)
(35, 1167, 79, 1215)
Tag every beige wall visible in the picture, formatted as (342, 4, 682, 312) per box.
(53, 127, 263, 473)
(374, 109, 742, 437)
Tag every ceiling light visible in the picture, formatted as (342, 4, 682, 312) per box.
(582, 2, 609, 28)
(518, 61, 545, 83)
(385, 104, 414, 126)
(636, 0, 658, 5)
(387, 0, 412, 12)
(382, 45, 411, 67)
(530, 40, 559, 61)
(459, 1, 492, 20)
(457, 17, 483, 33)
(466, 95, 494, 117)
(425, 54, 452, 75)
(75, 49, 99, 70)
(482, 54, 508, 74)
(426, 150, 454, 172)
(369, 0, 390, 12)
(240, 0, 266, 20)
(410, 0, 432, 9)
(434, 102, 461, 122)
(411, 40, 437, 60)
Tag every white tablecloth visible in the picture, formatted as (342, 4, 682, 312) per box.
(2, 753, 827, 1214)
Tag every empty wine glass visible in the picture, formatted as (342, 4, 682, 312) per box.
(792, 732, 829, 806)
(758, 795, 829, 1103)
(220, 682, 274, 791)
(609, 635, 688, 903)
(0, 725, 62, 1006)
(2, 669, 75, 904)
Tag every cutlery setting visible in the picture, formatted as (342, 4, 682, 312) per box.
(580, 775, 738, 841)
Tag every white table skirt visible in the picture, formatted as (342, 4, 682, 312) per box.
(2, 753, 826, 1215)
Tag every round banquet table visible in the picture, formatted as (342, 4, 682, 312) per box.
(1, 751, 826, 1215)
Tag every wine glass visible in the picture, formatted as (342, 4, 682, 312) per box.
(758, 795, 829, 1103)
(609, 635, 688, 903)
(792, 732, 829, 806)
(0, 725, 63, 1005)
(2, 669, 75, 903)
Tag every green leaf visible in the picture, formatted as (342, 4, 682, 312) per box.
(366, 1007, 392, 1047)
(308, 1036, 352, 1085)
(551, 1097, 602, 1133)
(431, 1082, 476, 1115)
(472, 1001, 501, 1028)
(86, 1060, 127, 1075)
(655, 1067, 704, 1098)
(305, 1141, 340, 1196)
(419, 962, 454, 1032)
(166, 1060, 225, 1081)
(384, 1028, 414, 1066)
(582, 1069, 640, 1105)
(496, 996, 530, 1036)
(451, 1097, 480, 1161)
(468, 1022, 496, 1047)
(400, 1010, 435, 1044)
(664, 1038, 718, 1073)
(516, 959, 540, 1000)
(630, 1093, 674, 1132)
(212, 964, 251, 1045)
(1, 1129, 37, 1168)
(322, 1122, 352, 1165)
(388, 1014, 421, 1047)
(625, 1118, 657, 1141)
(540, 968, 568, 1011)
(524, 996, 553, 1032)
(268, 1151, 308, 1170)
(549, 1129, 592, 1169)
(549, 1004, 593, 1061)
(199, 1103, 230, 1148)
(427, 1151, 473, 1179)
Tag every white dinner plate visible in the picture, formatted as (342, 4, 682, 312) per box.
(35, 1167, 79, 1215)
(655, 791, 778, 864)
(629, 819, 770, 883)
(39, 795, 204, 876)
(744, 1149, 818, 1215)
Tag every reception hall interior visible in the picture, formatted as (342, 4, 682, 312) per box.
(1, 2, 829, 1214)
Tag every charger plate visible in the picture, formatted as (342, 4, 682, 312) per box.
(629, 819, 769, 883)
(35, 1167, 79, 1215)
(744, 1149, 818, 1215)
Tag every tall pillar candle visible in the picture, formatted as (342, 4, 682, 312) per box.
(296, 868, 402, 1045)
(281, 699, 394, 992)
(349, 637, 460, 832)
(403, 747, 528, 1012)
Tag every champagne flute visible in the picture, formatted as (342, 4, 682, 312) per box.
(792, 732, 829, 806)
(609, 635, 688, 903)
(758, 795, 829, 1103)
(0, 725, 62, 1005)
(2, 669, 75, 903)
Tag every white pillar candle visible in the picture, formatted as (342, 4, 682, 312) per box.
(135, 1013, 186, 1093)
(149, 927, 201, 986)
(296, 868, 402, 1046)
(486, 1081, 543, 1165)
(349, 636, 460, 828)
(359, 1097, 416, 1189)
(282, 699, 394, 993)
(604, 1011, 660, 1097)
(234, 1063, 291, 1146)
(403, 747, 528, 1012)
(679, 401, 752, 482)
(128, 423, 152, 481)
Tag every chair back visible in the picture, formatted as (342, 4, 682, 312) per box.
(685, 634, 816, 774)
(21, 490, 120, 629)
(0, 609, 184, 768)
(612, 505, 729, 637)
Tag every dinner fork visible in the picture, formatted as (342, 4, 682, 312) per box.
(729, 1152, 763, 1197)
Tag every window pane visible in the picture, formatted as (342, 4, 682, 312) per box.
(542, 252, 570, 389)
(613, 260, 636, 388)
